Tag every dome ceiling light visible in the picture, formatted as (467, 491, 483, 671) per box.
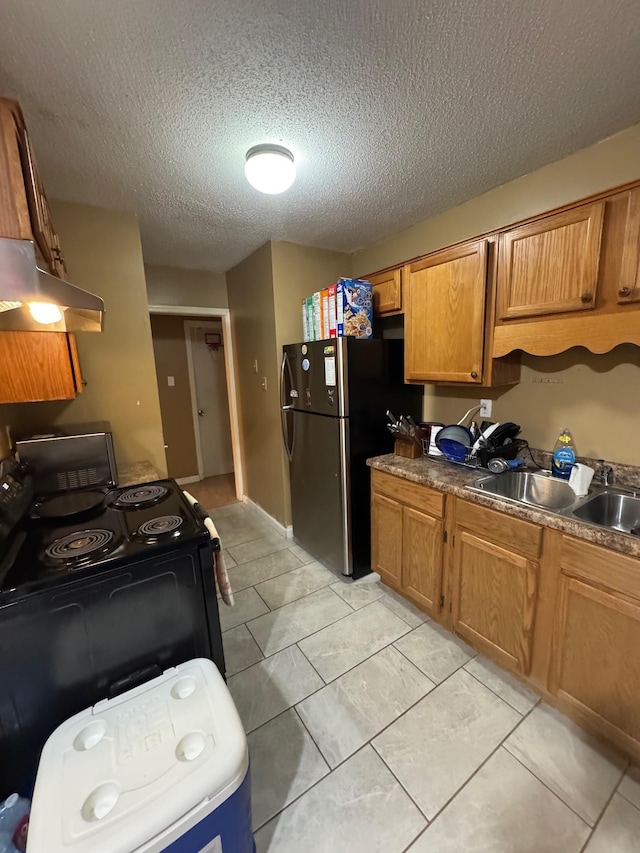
(244, 144, 296, 194)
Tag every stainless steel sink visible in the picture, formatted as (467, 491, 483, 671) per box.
(571, 491, 640, 535)
(468, 471, 577, 510)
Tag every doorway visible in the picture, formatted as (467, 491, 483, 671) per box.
(149, 306, 244, 504)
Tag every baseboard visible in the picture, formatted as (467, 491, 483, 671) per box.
(242, 496, 294, 539)
(176, 475, 200, 485)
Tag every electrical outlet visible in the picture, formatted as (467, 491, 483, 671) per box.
(261, 376, 268, 391)
(480, 399, 492, 418)
(253, 359, 259, 374)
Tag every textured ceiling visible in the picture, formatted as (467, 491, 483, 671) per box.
(0, 0, 639, 273)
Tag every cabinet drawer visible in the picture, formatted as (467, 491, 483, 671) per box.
(456, 499, 542, 559)
(371, 469, 444, 517)
(560, 536, 640, 601)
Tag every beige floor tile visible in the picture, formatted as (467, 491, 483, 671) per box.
(229, 549, 302, 593)
(227, 532, 291, 565)
(219, 587, 269, 632)
(504, 703, 626, 825)
(254, 746, 426, 853)
(222, 549, 237, 568)
(330, 574, 386, 609)
(288, 544, 316, 564)
(297, 646, 435, 768)
(298, 600, 410, 682)
(256, 561, 337, 609)
(379, 588, 429, 628)
(585, 793, 640, 852)
(248, 709, 329, 830)
(619, 764, 640, 809)
(222, 624, 264, 676)
(408, 747, 590, 852)
(228, 645, 323, 733)
(373, 669, 520, 819)
(247, 587, 352, 656)
(464, 655, 538, 715)
(394, 620, 474, 683)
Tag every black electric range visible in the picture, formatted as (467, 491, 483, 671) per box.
(0, 458, 226, 798)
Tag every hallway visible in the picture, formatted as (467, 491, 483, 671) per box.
(187, 473, 237, 509)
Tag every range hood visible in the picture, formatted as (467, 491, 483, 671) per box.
(0, 237, 104, 332)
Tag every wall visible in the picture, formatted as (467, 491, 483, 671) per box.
(1, 202, 167, 474)
(271, 241, 351, 522)
(226, 243, 283, 521)
(150, 314, 198, 479)
(145, 264, 228, 308)
(352, 122, 640, 466)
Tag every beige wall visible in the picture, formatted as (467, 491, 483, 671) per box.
(352, 122, 640, 466)
(146, 264, 228, 308)
(150, 315, 198, 479)
(226, 243, 284, 521)
(2, 202, 167, 475)
(271, 241, 351, 521)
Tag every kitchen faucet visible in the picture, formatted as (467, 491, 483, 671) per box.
(596, 460, 614, 486)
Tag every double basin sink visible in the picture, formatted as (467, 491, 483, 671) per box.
(467, 470, 640, 537)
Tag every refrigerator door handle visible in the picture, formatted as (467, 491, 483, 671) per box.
(280, 352, 296, 461)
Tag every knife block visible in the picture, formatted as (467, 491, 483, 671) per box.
(394, 437, 422, 459)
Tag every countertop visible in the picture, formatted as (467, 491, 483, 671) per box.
(367, 453, 640, 560)
(118, 460, 160, 487)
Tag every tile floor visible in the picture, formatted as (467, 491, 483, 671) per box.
(211, 501, 639, 852)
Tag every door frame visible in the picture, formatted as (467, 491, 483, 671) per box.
(148, 305, 244, 500)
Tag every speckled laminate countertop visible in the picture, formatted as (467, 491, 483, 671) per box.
(367, 454, 640, 560)
(118, 461, 160, 487)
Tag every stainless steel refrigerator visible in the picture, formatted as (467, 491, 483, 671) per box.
(280, 338, 422, 578)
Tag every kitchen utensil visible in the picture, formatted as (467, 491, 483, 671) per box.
(488, 457, 524, 473)
(437, 438, 468, 462)
(436, 424, 473, 447)
(471, 421, 501, 455)
(386, 410, 399, 426)
(488, 422, 521, 447)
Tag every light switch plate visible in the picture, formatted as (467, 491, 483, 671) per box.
(253, 359, 259, 373)
(167, 376, 175, 387)
(480, 399, 492, 417)
(261, 376, 268, 391)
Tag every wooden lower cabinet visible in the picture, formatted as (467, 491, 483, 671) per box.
(0, 331, 83, 403)
(548, 537, 640, 755)
(452, 530, 538, 674)
(371, 492, 403, 586)
(402, 507, 443, 615)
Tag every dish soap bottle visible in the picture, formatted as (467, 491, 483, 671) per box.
(552, 428, 576, 480)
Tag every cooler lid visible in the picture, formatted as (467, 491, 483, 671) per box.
(27, 659, 248, 853)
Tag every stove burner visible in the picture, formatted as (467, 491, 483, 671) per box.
(137, 515, 183, 537)
(44, 529, 116, 565)
(113, 484, 168, 509)
(31, 490, 106, 521)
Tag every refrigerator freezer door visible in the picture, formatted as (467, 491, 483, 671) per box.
(283, 340, 348, 417)
(280, 351, 295, 461)
(290, 410, 351, 576)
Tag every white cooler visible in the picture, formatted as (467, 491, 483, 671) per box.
(27, 659, 254, 853)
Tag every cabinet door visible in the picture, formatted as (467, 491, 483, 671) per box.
(0, 331, 78, 403)
(452, 531, 538, 674)
(550, 576, 640, 749)
(402, 506, 443, 616)
(369, 269, 402, 315)
(405, 241, 487, 383)
(618, 187, 640, 305)
(371, 493, 403, 587)
(497, 202, 604, 320)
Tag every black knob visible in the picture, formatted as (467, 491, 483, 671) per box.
(580, 292, 593, 303)
(470, 371, 478, 379)
(619, 286, 632, 298)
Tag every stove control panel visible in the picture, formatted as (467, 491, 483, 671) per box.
(0, 457, 32, 536)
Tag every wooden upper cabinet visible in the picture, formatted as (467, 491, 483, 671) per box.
(0, 97, 66, 277)
(0, 331, 82, 403)
(405, 240, 488, 383)
(368, 268, 402, 315)
(497, 202, 605, 321)
(618, 187, 640, 305)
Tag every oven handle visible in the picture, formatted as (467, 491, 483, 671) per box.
(183, 491, 221, 552)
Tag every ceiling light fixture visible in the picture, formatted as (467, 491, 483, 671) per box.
(29, 301, 63, 325)
(245, 144, 296, 194)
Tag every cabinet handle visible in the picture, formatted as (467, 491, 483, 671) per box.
(580, 292, 593, 303)
(470, 371, 478, 379)
(619, 286, 632, 298)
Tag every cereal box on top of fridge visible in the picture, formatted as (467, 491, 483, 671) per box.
(336, 279, 373, 338)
